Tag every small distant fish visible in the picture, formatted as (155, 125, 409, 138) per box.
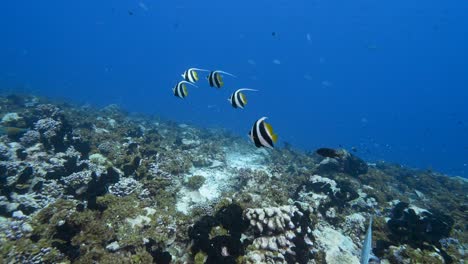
(128, 10, 134, 16)
(173, 81, 197, 99)
(273, 59, 281, 65)
(248, 117, 278, 149)
(138, 2, 148, 11)
(181, 68, 209, 83)
(360, 216, 380, 264)
(228, 88, 258, 109)
(207, 70, 236, 88)
(316, 148, 341, 158)
(0, 126, 28, 138)
(321, 80, 332, 87)
(271, 31, 277, 37)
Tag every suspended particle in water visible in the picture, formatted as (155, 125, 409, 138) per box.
(247, 59, 256, 65)
(273, 59, 281, 65)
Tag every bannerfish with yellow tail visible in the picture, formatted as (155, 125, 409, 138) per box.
(248, 117, 278, 148)
(181, 68, 210, 83)
(173, 81, 197, 99)
(228, 88, 258, 109)
(207, 70, 236, 88)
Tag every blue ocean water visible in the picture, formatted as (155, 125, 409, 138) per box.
(1, 0, 467, 177)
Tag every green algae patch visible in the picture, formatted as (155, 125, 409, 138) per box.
(194, 251, 208, 264)
(209, 226, 228, 239)
(16, 195, 176, 263)
(185, 175, 206, 190)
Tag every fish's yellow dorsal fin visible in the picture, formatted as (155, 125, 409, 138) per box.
(193, 71, 199, 81)
(265, 122, 277, 142)
(240, 93, 247, 105)
(271, 133, 278, 143)
(216, 73, 224, 87)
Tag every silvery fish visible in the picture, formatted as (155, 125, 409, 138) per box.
(360, 216, 380, 264)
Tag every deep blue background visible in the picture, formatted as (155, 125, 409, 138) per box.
(1, 0, 467, 177)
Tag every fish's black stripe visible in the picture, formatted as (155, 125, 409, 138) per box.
(252, 120, 263, 147)
(231, 94, 238, 108)
(189, 70, 196, 82)
(177, 83, 183, 97)
(208, 72, 215, 87)
(181, 84, 188, 97)
(259, 121, 273, 147)
(236, 92, 244, 107)
(214, 73, 221, 88)
(174, 84, 181, 97)
(183, 71, 189, 82)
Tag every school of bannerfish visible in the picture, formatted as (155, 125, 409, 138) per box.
(174, 67, 278, 149)
(175, 67, 378, 263)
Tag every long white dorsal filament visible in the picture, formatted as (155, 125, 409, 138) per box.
(215, 70, 237, 78)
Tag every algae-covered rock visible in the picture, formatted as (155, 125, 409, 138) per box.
(185, 175, 206, 190)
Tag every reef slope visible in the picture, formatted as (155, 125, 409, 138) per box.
(0, 94, 466, 264)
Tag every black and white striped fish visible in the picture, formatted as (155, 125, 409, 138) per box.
(248, 117, 278, 149)
(173, 81, 197, 99)
(181, 68, 209, 83)
(228, 88, 258, 109)
(207, 70, 236, 88)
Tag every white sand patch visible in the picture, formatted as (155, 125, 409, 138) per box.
(176, 144, 271, 214)
(176, 165, 233, 214)
(313, 225, 360, 264)
(225, 150, 268, 171)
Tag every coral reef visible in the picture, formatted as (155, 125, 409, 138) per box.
(243, 204, 314, 263)
(0, 94, 466, 263)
